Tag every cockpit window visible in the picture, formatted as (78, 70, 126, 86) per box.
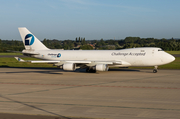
(158, 49, 163, 51)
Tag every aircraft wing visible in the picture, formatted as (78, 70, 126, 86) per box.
(15, 57, 109, 64)
(15, 57, 62, 64)
(15, 57, 92, 65)
(15, 57, 130, 65)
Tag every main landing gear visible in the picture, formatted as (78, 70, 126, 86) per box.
(86, 67, 96, 73)
(153, 66, 158, 73)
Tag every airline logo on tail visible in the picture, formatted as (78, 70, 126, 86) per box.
(25, 34, 34, 45)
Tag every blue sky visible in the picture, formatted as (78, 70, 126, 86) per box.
(0, 0, 180, 40)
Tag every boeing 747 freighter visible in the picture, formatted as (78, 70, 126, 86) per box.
(15, 27, 175, 73)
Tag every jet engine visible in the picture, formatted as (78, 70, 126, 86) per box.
(95, 64, 109, 71)
(63, 63, 76, 71)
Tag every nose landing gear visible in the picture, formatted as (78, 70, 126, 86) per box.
(153, 66, 158, 73)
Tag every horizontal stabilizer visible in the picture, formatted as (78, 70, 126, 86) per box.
(14, 57, 25, 62)
(31, 60, 61, 63)
(22, 50, 39, 55)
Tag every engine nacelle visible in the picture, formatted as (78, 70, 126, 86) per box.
(95, 64, 109, 71)
(63, 63, 76, 71)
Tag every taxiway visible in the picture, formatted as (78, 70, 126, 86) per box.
(0, 68, 180, 119)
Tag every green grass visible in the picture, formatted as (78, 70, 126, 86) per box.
(0, 53, 22, 55)
(165, 51, 180, 54)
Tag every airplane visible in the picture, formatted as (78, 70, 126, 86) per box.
(15, 27, 175, 73)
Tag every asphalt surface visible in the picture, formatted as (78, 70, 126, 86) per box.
(0, 68, 180, 119)
(172, 54, 180, 57)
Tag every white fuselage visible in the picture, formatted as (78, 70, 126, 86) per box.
(30, 47, 175, 67)
(18, 28, 176, 72)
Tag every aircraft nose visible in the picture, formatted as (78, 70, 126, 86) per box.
(166, 54, 175, 63)
(170, 55, 175, 62)
(161, 52, 175, 65)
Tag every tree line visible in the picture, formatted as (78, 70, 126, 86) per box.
(0, 37, 180, 52)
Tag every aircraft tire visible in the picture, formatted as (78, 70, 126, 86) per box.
(153, 69, 157, 73)
(86, 68, 96, 73)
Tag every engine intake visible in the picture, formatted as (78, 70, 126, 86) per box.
(63, 63, 76, 71)
(96, 64, 109, 71)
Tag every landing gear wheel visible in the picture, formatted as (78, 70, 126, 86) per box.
(86, 68, 90, 72)
(153, 69, 157, 73)
(153, 66, 158, 73)
(86, 68, 96, 73)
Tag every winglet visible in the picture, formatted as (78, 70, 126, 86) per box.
(15, 57, 25, 62)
